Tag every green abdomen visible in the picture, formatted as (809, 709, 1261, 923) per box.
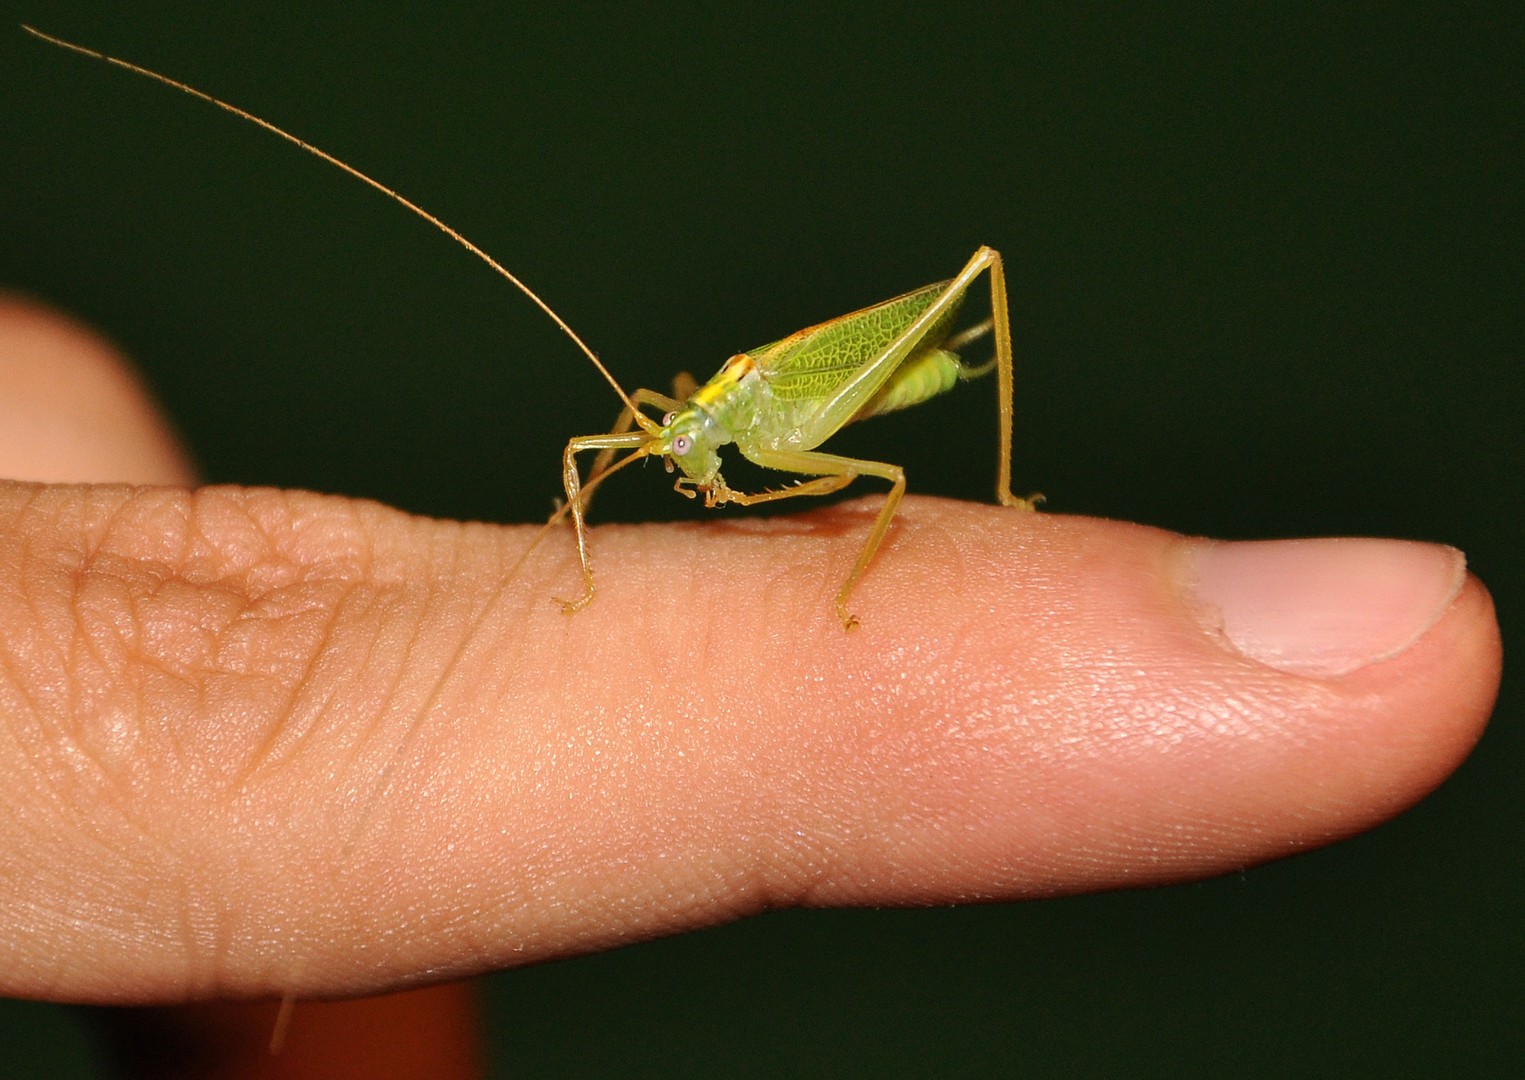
(852, 347, 961, 420)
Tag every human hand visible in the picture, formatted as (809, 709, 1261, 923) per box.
(0, 297, 1499, 1076)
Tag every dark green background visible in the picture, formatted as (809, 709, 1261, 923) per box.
(2, 3, 1518, 1076)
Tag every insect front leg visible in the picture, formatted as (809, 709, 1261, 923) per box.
(724, 447, 905, 630)
(558, 431, 650, 614)
(576, 386, 689, 518)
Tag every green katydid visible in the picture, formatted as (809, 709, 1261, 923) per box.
(563, 250, 1038, 628)
(24, 25, 1039, 631)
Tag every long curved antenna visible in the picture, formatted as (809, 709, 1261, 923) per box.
(22, 24, 656, 431)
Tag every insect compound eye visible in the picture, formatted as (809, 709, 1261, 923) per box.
(671, 434, 692, 456)
(662, 411, 676, 427)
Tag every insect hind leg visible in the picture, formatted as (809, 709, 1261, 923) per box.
(959, 247, 1040, 510)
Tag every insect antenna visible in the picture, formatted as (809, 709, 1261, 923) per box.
(24, 23, 674, 1054)
(21, 24, 657, 431)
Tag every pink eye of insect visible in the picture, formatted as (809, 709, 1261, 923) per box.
(672, 435, 692, 456)
(662, 411, 676, 426)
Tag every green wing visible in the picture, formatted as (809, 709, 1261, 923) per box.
(748, 280, 963, 403)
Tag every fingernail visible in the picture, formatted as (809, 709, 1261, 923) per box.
(1182, 538, 1466, 677)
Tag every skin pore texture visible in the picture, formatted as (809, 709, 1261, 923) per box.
(0, 297, 1500, 1076)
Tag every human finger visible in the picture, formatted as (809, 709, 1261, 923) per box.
(0, 481, 1497, 1003)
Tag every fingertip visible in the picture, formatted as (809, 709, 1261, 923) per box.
(1362, 569, 1501, 808)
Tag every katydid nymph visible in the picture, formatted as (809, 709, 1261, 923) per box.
(24, 25, 1039, 631)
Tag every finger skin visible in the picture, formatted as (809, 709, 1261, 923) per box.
(0, 300, 483, 1073)
(0, 481, 1498, 1002)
